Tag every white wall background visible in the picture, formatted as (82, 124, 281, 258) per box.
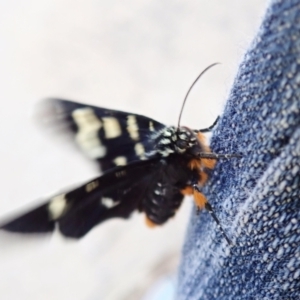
(0, 1, 266, 299)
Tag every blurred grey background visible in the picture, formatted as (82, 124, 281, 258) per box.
(0, 1, 266, 299)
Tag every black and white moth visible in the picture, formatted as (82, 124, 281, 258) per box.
(1, 66, 240, 243)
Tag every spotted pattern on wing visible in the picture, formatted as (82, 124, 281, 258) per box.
(43, 99, 166, 172)
(127, 115, 139, 141)
(72, 108, 107, 159)
(102, 117, 122, 139)
(48, 194, 68, 220)
(113, 156, 127, 166)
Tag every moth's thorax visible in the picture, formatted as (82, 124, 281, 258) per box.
(151, 126, 205, 157)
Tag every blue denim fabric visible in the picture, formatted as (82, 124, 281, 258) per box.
(177, 0, 300, 299)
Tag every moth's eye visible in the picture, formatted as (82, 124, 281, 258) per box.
(176, 139, 189, 149)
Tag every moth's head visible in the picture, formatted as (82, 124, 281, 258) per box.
(154, 126, 207, 157)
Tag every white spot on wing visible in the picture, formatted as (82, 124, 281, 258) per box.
(102, 117, 122, 139)
(72, 108, 106, 159)
(113, 156, 127, 166)
(85, 180, 99, 193)
(149, 121, 154, 131)
(101, 197, 120, 208)
(135, 143, 146, 159)
(127, 115, 139, 140)
(48, 194, 67, 220)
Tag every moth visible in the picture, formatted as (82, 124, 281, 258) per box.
(0, 64, 240, 243)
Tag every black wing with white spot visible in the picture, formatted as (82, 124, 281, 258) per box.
(40, 99, 166, 172)
(1, 159, 159, 238)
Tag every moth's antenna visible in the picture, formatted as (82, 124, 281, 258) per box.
(177, 63, 220, 129)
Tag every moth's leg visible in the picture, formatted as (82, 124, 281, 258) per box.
(198, 153, 242, 159)
(192, 184, 207, 211)
(193, 184, 232, 245)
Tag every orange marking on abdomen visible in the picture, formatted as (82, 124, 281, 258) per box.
(202, 158, 216, 170)
(145, 216, 157, 228)
(181, 186, 194, 195)
(193, 190, 207, 210)
(188, 159, 202, 170)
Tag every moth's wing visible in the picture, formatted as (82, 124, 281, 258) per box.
(0, 159, 158, 239)
(39, 99, 166, 172)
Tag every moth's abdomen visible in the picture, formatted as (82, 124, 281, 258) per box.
(143, 182, 184, 226)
